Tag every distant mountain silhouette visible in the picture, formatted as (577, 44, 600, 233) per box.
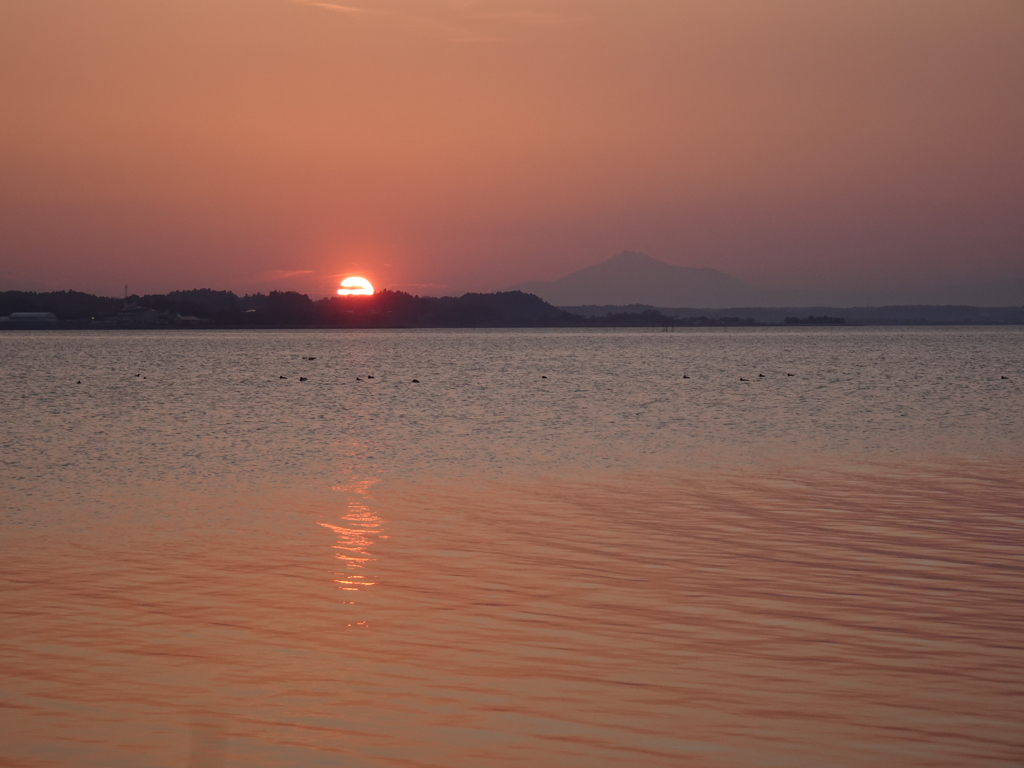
(510, 251, 764, 307)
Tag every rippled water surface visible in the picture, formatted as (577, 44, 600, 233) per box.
(2, 328, 1023, 767)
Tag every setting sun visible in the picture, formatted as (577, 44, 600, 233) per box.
(337, 277, 374, 296)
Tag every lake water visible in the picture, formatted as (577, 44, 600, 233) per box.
(1, 327, 1022, 767)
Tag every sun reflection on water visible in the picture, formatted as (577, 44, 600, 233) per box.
(321, 477, 385, 592)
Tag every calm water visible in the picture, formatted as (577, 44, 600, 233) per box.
(1, 328, 1023, 767)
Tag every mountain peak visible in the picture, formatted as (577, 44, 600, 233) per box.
(601, 250, 677, 270)
(509, 252, 761, 307)
(607, 250, 656, 263)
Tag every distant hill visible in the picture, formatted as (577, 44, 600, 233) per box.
(510, 251, 764, 308)
(511, 251, 1024, 307)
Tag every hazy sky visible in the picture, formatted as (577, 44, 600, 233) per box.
(2, 0, 1022, 299)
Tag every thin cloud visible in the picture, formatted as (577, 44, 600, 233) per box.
(292, 1, 382, 17)
(288, 0, 587, 41)
(297, 2, 363, 14)
(264, 269, 314, 280)
(293, 0, 474, 40)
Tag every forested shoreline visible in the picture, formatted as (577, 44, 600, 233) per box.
(4, 287, 1022, 328)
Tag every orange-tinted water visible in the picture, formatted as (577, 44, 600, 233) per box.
(2, 459, 1022, 767)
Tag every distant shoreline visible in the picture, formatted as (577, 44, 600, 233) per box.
(2, 288, 1022, 329)
(3, 318, 1023, 330)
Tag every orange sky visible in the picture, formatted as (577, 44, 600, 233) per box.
(1, 0, 1022, 300)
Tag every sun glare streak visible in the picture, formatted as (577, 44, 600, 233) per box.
(337, 277, 375, 296)
(320, 475, 384, 593)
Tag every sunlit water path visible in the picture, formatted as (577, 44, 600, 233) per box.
(2, 328, 1022, 766)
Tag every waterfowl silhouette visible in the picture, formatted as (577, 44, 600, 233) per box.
(1002, 375, 1009, 379)
(787, 373, 795, 376)
(683, 375, 689, 379)
(280, 375, 287, 379)
(367, 375, 375, 379)
(76, 380, 81, 384)
(308, 357, 316, 361)
(740, 377, 748, 381)
(758, 373, 765, 377)
(411, 379, 420, 383)
(299, 377, 307, 382)
(356, 377, 363, 381)
(541, 375, 547, 378)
